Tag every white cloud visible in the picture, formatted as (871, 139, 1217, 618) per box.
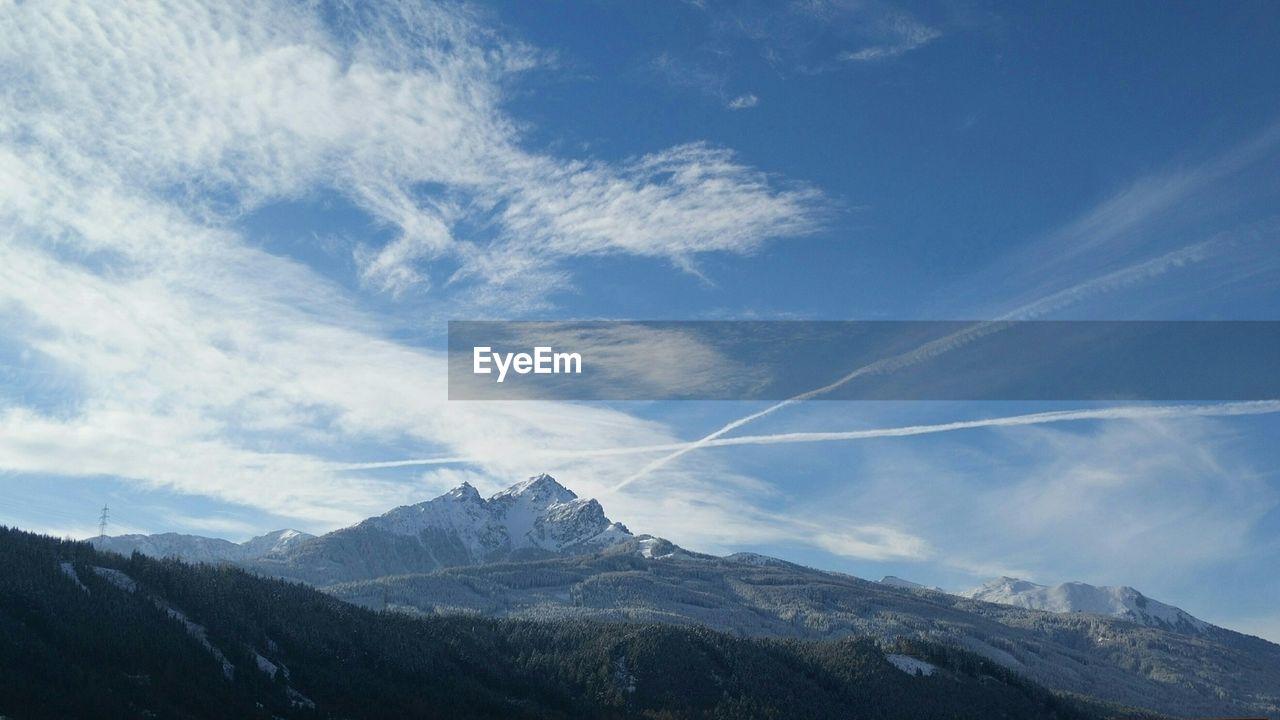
(939, 122, 1280, 320)
(727, 94, 760, 110)
(839, 14, 940, 62)
(0, 0, 1274, 597)
(0, 1, 825, 301)
(352, 401, 1280, 467)
(844, 416, 1279, 591)
(0, 0, 827, 539)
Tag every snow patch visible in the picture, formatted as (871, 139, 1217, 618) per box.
(613, 655, 637, 694)
(886, 654, 937, 677)
(254, 653, 279, 676)
(59, 562, 88, 592)
(637, 537, 671, 559)
(287, 687, 316, 709)
(91, 566, 137, 593)
(162, 603, 234, 679)
(724, 552, 788, 567)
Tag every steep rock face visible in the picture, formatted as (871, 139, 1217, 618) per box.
(250, 474, 632, 584)
(960, 577, 1210, 635)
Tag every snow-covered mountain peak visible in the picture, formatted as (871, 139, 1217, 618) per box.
(92, 475, 647, 584)
(491, 473, 577, 505)
(961, 577, 1211, 635)
(240, 529, 314, 558)
(327, 474, 633, 574)
(444, 482, 483, 502)
(540, 496, 600, 520)
(976, 577, 1046, 595)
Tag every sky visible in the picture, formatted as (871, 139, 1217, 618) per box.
(1, 1, 1279, 640)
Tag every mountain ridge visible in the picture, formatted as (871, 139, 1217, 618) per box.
(5, 525, 1108, 720)
(959, 576, 1211, 635)
(94, 475, 1219, 636)
(329, 544, 1280, 718)
(248, 474, 634, 585)
(93, 528, 315, 564)
(87, 474, 1280, 717)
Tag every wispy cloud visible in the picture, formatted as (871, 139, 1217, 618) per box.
(0, 1, 820, 534)
(838, 15, 941, 62)
(1, 1, 824, 303)
(646, 53, 762, 112)
(603, 117, 1280, 492)
(345, 401, 1280, 469)
(943, 122, 1280, 319)
(1, 0, 1276, 594)
(838, 414, 1279, 597)
(609, 240, 1220, 491)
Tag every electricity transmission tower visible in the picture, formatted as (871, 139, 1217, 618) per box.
(98, 504, 109, 540)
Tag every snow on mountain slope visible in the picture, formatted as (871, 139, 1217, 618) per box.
(92, 529, 314, 563)
(251, 474, 636, 584)
(885, 654, 937, 677)
(330, 546, 1280, 719)
(960, 577, 1210, 634)
(239, 529, 315, 558)
(365, 474, 630, 558)
(93, 532, 247, 563)
(89, 474, 636, 585)
(881, 575, 926, 590)
(366, 481, 501, 556)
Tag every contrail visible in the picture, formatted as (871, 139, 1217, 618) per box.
(607, 240, 1220, 491)
(698, 400, 1280, 448)
(340, 399, 1280, 471)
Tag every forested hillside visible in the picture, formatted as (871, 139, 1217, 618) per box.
(0, 526, 1132, 720)
(327, 540, 1280, 719)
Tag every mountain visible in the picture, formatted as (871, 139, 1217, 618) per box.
(880, 575, 928, 590)
(327, 542, 1280, 719)
(880, 575, 945, 592)
(249, 474, 634, 585)
(237, 528, 315, 558)
(94, 475, 632, 586)
(1, 526, 1109, 720)
(960, 577, 1211, 635)
(93, 528, 315, 564)
(87, 475, 1280, 718)
(93, 532, 246, 563)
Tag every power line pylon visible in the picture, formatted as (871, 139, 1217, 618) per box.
(98, 504, 109, 540)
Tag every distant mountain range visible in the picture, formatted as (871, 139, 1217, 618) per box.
(95, 528, 315, 564)
(91, 474, 1280, 719)
(89, 474, 1216, 634)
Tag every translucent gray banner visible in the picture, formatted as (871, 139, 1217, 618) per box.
(447, 321, 1280, 401)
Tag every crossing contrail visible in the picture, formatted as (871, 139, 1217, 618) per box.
(341, 399, 1280, 471)
(607, 240, 1220, 491)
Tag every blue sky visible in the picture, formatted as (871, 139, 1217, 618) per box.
(1, 1, 1279, 639)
